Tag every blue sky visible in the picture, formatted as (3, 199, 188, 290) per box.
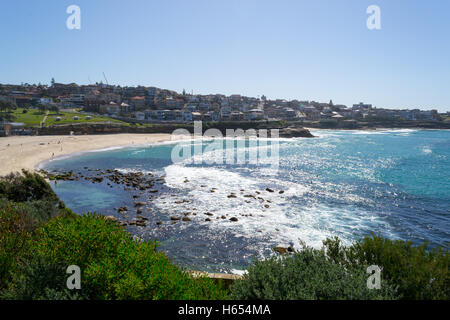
(0, 0, 449, 111)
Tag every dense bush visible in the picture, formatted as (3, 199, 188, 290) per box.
(0, 257, 86, 300)
(0, 199, 75, 290)
(323, 236, 449, 300)
(0, 171, 74, 292)
(230, 245, 397, 300)
(1, 173, 226, 300)
(0, 170, 62, 206)
(0, 198, 73, 227)
(32, 213, 228, 300)
(0, 202, 33, 289)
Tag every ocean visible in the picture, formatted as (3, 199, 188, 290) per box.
(42, 129, 450, 273)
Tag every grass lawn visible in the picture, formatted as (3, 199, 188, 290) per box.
(45, 111, 129, 126)
(7, 108, 46, 127)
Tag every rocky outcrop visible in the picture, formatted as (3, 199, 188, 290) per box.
(37, 121, 315, 138)
(273, 246, 294, 254)
(278, 127, 314, 138)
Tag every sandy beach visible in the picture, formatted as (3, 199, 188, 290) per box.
(0, 134, 175, 176)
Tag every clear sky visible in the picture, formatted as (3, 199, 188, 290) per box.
(0, 0, 449, 111)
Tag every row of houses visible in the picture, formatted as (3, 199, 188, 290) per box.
(264, 100, 440, 122)
(0, 83, 444, 123)
(105, 106, 265, 122)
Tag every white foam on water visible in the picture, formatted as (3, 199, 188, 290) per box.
(383, 129, 418, 133)
(351, 128, 418, 136)
(156, 162, 392, 251)
(114, 167, 155, 175)
(308, 130, 341, 138)
(351, 130, 386, 135)
(159, 164, 310, 245)
(87, 145, 131, 153)
(422, 146, 432, 154)
(231, 269, 248, 276)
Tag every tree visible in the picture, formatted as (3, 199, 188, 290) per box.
(51, 78, 55, 86)
(49, 105, 60, 114)
(0, 100, 7, 113)
(0, 100, 16, 122)
(37, 104, 47, 113)
(0, 100, 15, 113)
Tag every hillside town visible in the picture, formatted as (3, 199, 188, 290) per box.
(0, 81, 447, 128)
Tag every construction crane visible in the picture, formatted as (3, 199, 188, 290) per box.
(102, 72, 109, 85)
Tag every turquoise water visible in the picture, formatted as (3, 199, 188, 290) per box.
(43, 129, 450, 272)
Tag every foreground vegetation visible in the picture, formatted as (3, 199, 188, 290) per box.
(0, 171, 227, 299)
(231, 238, 448, 300)
(0, 171, 448, 300)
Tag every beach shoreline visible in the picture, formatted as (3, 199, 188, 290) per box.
(0, 134, 175, 176)
(1, 127, 446, 176)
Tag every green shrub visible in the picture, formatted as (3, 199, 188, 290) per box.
(33, 213, 228, 300)
(230, 245, 397, 300)
(323, 236, 449, 300)
(0, 173, 226, 300)
(0, 172, 74, 291)
(0, 257, 87, 300)
(34, 213, 129, 270)
(0, 203, 33, 289)
(0, 170, 62, 206)
(0, 198, 74, 227)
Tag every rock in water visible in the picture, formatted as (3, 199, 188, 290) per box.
(105, 215, 118, 222)
(134, 201, 146, 207)
(279, 127, 314, 138)
(273, 246, 288, 254)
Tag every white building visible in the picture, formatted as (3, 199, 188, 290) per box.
(134, 111, 145, 121)
(220, 106, 232, 120)
(39, 97, 53, 105)
(69, 94, 85, 106)
(182, 111, 193, 122)
(246, 109, 265, 121)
